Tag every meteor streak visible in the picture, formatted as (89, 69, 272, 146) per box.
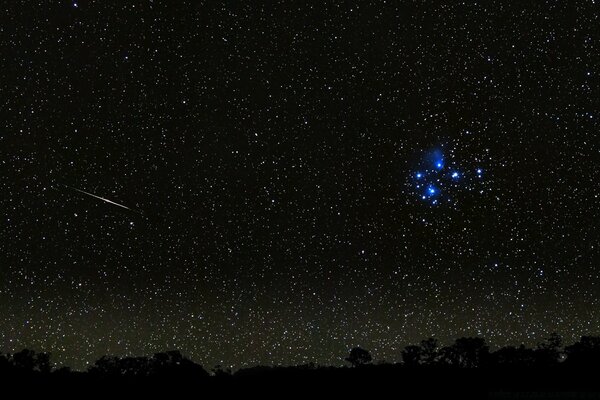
(61, 184, 141, 214)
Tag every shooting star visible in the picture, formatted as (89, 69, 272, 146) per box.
(61, 184, 142, 214)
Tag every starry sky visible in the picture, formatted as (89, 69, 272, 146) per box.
(1, 1, 599, 370)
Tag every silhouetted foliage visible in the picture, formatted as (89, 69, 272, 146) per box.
(420, 337, 439, 364)
(54, 366, 72, 375)
(535, 332, 563, 365)
(212, 364, 232, 378)
(402, 338, 439, 366)
(401, 345, 422, 367)
(3, 335, 600, 396)
(564, 336, 600, 367)
(490, 345, 537, 367)
(345, 347, 372, 367)
(0, 349, 52, 375)
(438, 337, 489, 368)
(88, 351, 208, 379)
(1, 352, 10, 368)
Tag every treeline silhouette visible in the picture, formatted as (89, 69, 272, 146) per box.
(3, 334, 600, 396)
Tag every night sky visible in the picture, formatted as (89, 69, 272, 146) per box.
(1, 1, 599, 370)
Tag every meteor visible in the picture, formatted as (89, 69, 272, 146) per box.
(61, 184, 141, 214)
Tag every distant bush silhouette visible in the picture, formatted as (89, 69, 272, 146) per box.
(345, 347, 372, 367)
(212, 364, 233, 378)
(564, 336, 600, 367)
(401, 338, 439, 366)
(489, 344, 537, 367)
(438, 337, 489, 368)
(535, 332, 563, 365)
(401, 333, 566, 368)
(3, 333, 600, 395)
(0, 349, 52, 375)
(88, 350, 208, 378)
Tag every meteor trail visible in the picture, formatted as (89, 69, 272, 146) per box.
(61, 184, 141, 214)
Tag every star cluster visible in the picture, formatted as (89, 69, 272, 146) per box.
(0, 1, 599, 371)
(410, 148, 487, 206)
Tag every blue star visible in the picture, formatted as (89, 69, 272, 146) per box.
(429, 149, 444, 170)
(451, 171, 459, 179)
(416, 172, 423, 179)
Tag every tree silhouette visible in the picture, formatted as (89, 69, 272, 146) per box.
(439, 337, 489, 368)
(535, 332, 563, 366)
(34, 351, 51, 373)
(345, 347, 372, 367)
(212, 364, 233, 377)
(564, 336, 600, 366)
(420, 338, 439, 365)
(89, 351, 209, 378)
(401, 345, 423, 367)
(7, 333, 600, 391)
(401, 338, 439, 366)
(0, 353, 10, 372)
(12, 349, 36, 371)
(10, 349, 52, 373)
(90, 355, 121, 376)
(491, 345, 536, 367)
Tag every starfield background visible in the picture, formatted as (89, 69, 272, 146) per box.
(1, 0, 599, 383)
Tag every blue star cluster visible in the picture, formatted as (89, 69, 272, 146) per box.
(411, 148, 486, 206)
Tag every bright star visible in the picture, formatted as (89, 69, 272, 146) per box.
(429, 149, 444, 170)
